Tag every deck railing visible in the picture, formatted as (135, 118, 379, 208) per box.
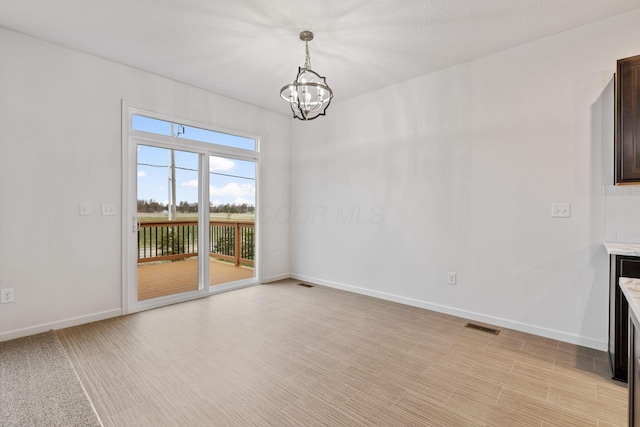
(138, 220, 255, 267)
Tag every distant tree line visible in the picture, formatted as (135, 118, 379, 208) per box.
(210, 203, 255, 214)
(137, 199, 255, 215)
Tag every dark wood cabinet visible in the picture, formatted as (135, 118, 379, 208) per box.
(609, 255, 640, 382)
(615, 54, 640, 184)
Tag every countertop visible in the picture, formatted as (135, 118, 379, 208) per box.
(620, 277, 640, 320)
(604, 242, 640, 256)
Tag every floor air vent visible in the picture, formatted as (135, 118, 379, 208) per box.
(465, 323, 500, 335)
(297, 283, 314, 288)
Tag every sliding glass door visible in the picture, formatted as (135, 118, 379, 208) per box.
(208, 156, 256, 287)
(136, 146, 201, 301)
(123, 107, 259, 313)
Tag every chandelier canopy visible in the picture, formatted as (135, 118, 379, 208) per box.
(280, 31, 333, 121)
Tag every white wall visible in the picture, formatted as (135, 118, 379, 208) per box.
(291, 9, 640, 350)
(0, 27, 290, 340)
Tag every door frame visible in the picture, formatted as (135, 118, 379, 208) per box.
(121, 101, 261, 314)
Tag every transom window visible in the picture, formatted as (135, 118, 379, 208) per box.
(132, 114, 256, 151)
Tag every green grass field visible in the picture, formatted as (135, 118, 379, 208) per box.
(138, 212, 255, 222)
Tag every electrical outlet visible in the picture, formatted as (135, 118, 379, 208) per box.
(1, 288, 14, 303)
(447, 272, 457, 285)
(275, 251, 281, 260)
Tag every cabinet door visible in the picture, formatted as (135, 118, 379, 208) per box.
(610, 256, 640, 382)
(615, 54, 640, 183)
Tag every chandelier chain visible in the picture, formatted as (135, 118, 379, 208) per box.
(304, 41, 311, 70)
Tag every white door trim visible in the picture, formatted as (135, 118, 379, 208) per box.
(121, 100, 261, 314)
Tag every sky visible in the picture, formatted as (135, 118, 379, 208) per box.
(133, 115, 256, 207)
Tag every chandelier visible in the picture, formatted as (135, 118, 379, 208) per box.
(280, 31, 333, 121)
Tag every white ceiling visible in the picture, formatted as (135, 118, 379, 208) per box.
(1, 0, 639, 116)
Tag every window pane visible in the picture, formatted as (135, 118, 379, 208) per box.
(132, 114, 256, 151)
(209, 155, 255, 286)
(209, 156, 256, 210)
(137, 145, 201, 300)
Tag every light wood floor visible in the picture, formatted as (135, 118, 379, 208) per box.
(137, 258, 254, 300)
(57, 279, 627, 426)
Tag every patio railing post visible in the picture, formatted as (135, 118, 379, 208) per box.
(234, 222, 241, 266)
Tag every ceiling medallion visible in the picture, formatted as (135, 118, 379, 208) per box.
(280, 31, 333, 121)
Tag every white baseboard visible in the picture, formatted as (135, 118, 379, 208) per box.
(1, 276, 608, 351)
(0, 308, 122, 343)
(290, 273, 608, 351)
(261, 273, 291, 283)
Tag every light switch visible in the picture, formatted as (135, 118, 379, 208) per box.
(552, 203, 571, 218)
(101, 203, 116, 216)
(79, 202, 91, 216)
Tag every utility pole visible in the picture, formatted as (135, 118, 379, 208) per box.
(168, 125, 175, 220)
(170, 149, 176, 220)
(168, 124, 183, 221)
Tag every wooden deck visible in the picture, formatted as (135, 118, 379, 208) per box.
(137, 257, 254, 300)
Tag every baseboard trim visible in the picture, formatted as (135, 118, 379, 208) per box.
(1, 276, 607, 351)
(0, 308, 122, 343)
(261, 273, 291, 283)
(290, 273, 607, 351)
